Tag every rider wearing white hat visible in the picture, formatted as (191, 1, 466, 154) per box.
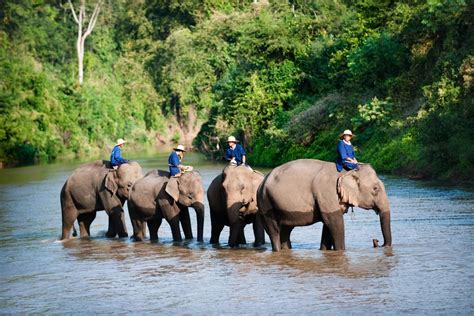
(225, 136, 246, 166)
(110, 138, 129, 168)
(336, 130, 358, 172)
(168, 144, 192, 177)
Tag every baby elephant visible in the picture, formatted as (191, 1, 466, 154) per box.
(128, 170, 205, 242)
(207, 165, 265, 247)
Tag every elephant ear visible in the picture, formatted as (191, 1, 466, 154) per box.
(105, 171, 118, 196)
(337, 170, 360, 207)
(165, 177, 180, 202)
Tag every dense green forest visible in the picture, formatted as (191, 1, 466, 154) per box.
(1, 0, 473, 179)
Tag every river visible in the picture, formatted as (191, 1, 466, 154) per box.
(0, 153, 473, 314)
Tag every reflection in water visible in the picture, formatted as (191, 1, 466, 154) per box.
(0, 153, 473, 314)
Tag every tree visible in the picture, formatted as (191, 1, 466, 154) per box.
(67, 0, 102, 85)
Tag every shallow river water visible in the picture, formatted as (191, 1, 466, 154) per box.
(0, 153, 473, 314)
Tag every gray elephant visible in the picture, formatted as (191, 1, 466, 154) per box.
(207, 165, 265, 247)
(60, 160, 143, 240)
(127, 170, 205, 242)
(257, 159, 392, 251)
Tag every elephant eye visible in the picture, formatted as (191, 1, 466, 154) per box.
(373, 186, 379, 194)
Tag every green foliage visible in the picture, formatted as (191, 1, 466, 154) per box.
(0, 1, 166, 165)
(1, 0, 472, 179)
(352, 97, 393, 128)
(347, 32, 410, 89)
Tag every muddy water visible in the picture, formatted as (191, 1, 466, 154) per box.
(0, 153, 472, 314)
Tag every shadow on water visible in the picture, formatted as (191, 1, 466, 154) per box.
(60, 235, 397, 280)
(207, 245, 397, 279)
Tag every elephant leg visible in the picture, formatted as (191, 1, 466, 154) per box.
(117, 209, 128, 238)
(147, 217, 162, 241)
(77, 212, 96, 238)
(60, 190, 78, 240)
(107, 207, 128, 238)
(179, 206, 193, 240)
(252, 214, 265, 247)
(229, 221, 245, 248)
(237, 225, 247, 245)
(280, 225, 294, 250)
(106, 214, 117, 238)
(210, 219, 224, 244)
(261, 210, 281, 252)
(167, 215, 182, 242)
(61, 211, 78, 240)
(322, 212, 345, 250)
(131, 219, 145, 242)
(320, 224, 334, 250)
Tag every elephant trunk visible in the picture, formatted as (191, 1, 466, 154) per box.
(379, 209, 392, 247)
(193, 202, 205, 242)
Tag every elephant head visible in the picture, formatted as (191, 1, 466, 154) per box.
(104, 161, 143, 199)
(161, 171, 205, 241)
(337, 164, 392, 247)
(221, 165, 261, 217)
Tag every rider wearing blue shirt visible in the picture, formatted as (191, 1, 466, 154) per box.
(110, 138, 129, 168)
(336, 130, 359, 172)
(225, 136, 246, 166)
(169, 145, 190, 177)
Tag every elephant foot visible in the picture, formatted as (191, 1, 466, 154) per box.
(131, 235, 143, 242)
(118, 232, 129, 238)
(105, 231, 116, 238)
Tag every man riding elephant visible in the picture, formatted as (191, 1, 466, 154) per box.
(60, 159, 143, 240)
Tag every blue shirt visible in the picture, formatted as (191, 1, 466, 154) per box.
(110, 146, 128, 166)
(336, 140, 356, 172)
(225, 144, 246, 165)
(168, 151, 181, 176)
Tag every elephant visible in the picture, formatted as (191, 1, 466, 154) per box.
(207, 165, 265, 247)
(127, 170, 205, 242)
(60, 160, 143, 240)
(257, 159, 392, 251)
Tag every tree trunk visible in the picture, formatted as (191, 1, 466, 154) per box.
(68, 0, 102, 86)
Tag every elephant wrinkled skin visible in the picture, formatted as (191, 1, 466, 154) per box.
(60, 160, 143, 240)
(128, 170, 205, 242)
(257, 159, 392, 251)
(208, 165, 265, 247)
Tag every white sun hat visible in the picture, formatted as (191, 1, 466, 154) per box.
(116, 138, 127, 146)
(173, 144, 186, 152)
(227, 136, 239, 143)
(339, 130, 354, 139)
